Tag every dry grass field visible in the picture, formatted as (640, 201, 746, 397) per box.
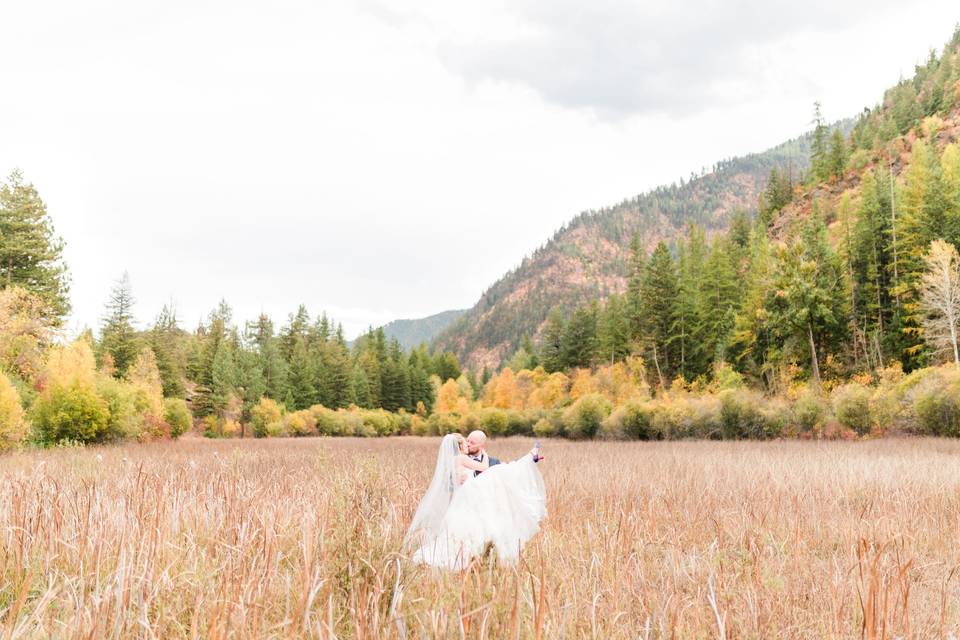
(3, 436, 960, 638)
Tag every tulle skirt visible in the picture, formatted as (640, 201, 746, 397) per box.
(412, 454, 547, 570)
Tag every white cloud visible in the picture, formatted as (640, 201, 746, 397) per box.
(0, 0, 957, 339)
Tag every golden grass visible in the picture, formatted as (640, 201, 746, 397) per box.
(3, 436, 960, 638)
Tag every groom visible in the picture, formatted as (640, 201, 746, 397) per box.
(465, 430, 500, 476)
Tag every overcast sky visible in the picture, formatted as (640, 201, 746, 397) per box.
(2, 1, 958, 339)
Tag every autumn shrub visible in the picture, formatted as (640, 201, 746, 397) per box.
(426, 411, 460, 436)
(832, 383, 873, 435)
(410, 414, 428, 436)
(32, 380, 110, 444)
(719, 389, 781, 439)
(202, 415, 221, 438)
(348, 410, 376, 437)
(792, 387, 828, 434)
(562, 393, 612, 439)
(533, 417, 561, 438)
(0, 371, 26, 450)
(97, 376, 154, 440)
(284, 410, 316, 437)
(506, 409, 538, 435)
(912, 374, 960, 437)
(711, 362, 745, 391)
(311, 406, 338, 436)
(32, 341, 111, 444)
(649, 395, 721, 439)
(139, 414, 172, 441)
(251, 397, 283, 437)
(601, 401, 653, 440)
(163, 398, 192, 438)
(479, 408, 509, 436)
(222, 419, 241, 437)
(358, 409, 403, 436)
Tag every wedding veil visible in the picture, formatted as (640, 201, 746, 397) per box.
(404, 433, 461, 549)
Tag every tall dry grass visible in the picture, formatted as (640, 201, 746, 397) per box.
(3, 436, 960, 638)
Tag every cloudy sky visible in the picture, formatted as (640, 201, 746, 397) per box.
(2, 1, 958, 338)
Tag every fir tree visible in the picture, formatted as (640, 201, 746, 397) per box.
(99, 272, 139, 377)
(0, 170, 70, 321)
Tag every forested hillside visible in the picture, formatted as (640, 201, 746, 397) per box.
(521, 27, 960, 392)
(433, 126, 814, 371)
(379, 309, 466, 350)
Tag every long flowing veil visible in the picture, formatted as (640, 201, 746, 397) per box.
(404, 434, 461, 549)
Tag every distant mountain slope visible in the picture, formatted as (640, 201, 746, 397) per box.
(380, 309, 467, 350)
(434, 135, 816, 371)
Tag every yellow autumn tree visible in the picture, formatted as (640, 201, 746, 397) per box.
(569, 368, 596, 400)
(515, 367, 547, 408)
(527, 371, 570, 410)
(124, 347, 164, 416)
(491, 367, 519, 409)
(0, 371, 26, 450)
(435, 378, 469, 413)
(0, 286, 55, 381)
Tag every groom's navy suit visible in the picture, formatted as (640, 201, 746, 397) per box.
(470, 452, 500, 477)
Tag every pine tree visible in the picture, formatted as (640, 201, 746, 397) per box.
(674, 226, 706, 377)
(597, 294, 630, 364)
(698, 237, 739, 368)
(729, 230, 778, 389)
(809, 102, 830, 184)
(827, 129, 848, 180)
(894, 138, 950, 367)
(150, 304, 185, 397)
(539, 308, 566, 373)
(287, 335, 317, 410)
(625, 233, 646, 341)
(99, 272, 139, 377)
(561, 302, 598, 369)
(0, 170, 70, 322)
(210, 338, 238, 415)
(769, 218, 847, 386)
(759, 168, 793, 228)
(248, 314, 290, 405)
(641, 242, 679, 385)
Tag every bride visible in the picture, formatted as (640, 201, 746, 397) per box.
(404, 434, 546, 570)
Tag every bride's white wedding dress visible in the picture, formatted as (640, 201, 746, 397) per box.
(405, 434, 547, 570)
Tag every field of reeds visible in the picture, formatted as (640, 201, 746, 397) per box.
(3, 436, 960, 638)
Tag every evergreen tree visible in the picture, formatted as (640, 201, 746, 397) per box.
(99, 272, 139, 377)
(759, 168, 793, 228)
(326, 342, 353, 408)
(625, 233, 646, 341)
(641, 242, 679, 385)
(351, 365, 373, 408)
(729, 230, 778, 389)
(539, 308, 566, 373)
(287, 335, 317, 410)
(674, 226, 706, 377)
(561, 301, 598, 369)
(210, 338, 238, 415)
(248, 314, 290, 404)
(149, 304, 185, 397)
(0, 170, 70, 321)
(769, 218, 847, 386)
(894, 138, 950, 367)
(698, 237, 739, 368)
(809, 102, 830, 183)
(827, 129, 848, 180)
(597, 294, 630, 364)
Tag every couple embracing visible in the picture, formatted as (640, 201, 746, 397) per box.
(404, 430, 547, 570)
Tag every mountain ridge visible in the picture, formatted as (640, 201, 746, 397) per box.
(433, 133, 817, 371)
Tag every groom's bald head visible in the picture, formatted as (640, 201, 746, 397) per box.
(466, 430, 487, 454)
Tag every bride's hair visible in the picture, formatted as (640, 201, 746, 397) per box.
(404, 434, 462, 549)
